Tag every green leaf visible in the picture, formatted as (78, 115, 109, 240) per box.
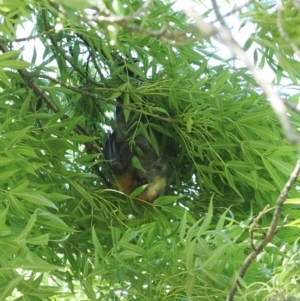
(18, 211, 37, 239)
(185, 239, 196, 271)
(0, 66, 10, 87)
(237, 110, 272, 124)
(235, 170, 276, 191)
(8, 194, 30, 219)
(19, 91, 33, 118)
(262, 157, 285, 189)
(0, 170, 18, 183)
(68, 179, 96, 206)
(202, 244, 230, 269)
(131, 155, 146, 173)
(66, 135, 96, 142)
(246, 125, 279, 140)
(10, 180, 30, 192)
(225, 167, 243, 199)
(13, 192, 58, 210)
(0, 59, 32, 69)
(4, 126, 32, 150)
(26, 234, 49, 246)
(225, 160, 261, 171)
(37, 210, 76, 233)
(119, 242, 146, 256)
(92, 227, 105, 259)
(0, 207, 8, 226)
(286, 198, 300, 205)
(243, 37, 253, 51)
(15, 252, 60, 272)
(0, 50, 21, 61)
(111, 226, 121, 247)
(267, 158, 294, 176)
(0, 226, 11, 236)
(0, 156, 13, 166)
(0, 276, 23, 300)
(153, 195, 182, 205)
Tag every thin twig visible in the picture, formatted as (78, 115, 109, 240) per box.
(52, 1, 199, 46)
(15, 29, 55, 42)
(28, 73, 176, 123)
(291, 0, 300, 12)
(226, 159, 300, 301)
(184, 1, 300, 144)
(211, 1, 253, 23)
(89, 0, 154, 23)
(249, 205, 269, 251)
(0, 41, 111, 186)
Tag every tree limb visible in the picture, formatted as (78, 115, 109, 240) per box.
(226, 159, 300, 301)
(184, 0, 300, 144)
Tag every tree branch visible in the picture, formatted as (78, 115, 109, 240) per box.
(28, 74, 176, 123)
(226, 159, 300, 301)
(15, 29, 55, 42)
(277, 0, 300, 61)
(0, 40, 111, 186)
(184, 1, 300, 144)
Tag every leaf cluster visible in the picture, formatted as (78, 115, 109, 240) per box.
(0, 0, 299, 300)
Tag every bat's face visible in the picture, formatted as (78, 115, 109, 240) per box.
(132, 154, 169, 203)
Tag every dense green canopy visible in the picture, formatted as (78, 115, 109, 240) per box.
(0, 1, 300, 300)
